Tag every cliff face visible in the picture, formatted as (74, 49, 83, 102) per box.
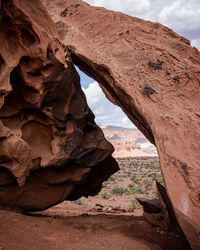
(0, 0, 119, 212)
(42, 0, 200, 248)
(102, 126, 157, 157)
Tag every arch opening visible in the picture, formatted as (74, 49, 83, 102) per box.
(72, 65, 164, 212)
(61, 62, 190, 248)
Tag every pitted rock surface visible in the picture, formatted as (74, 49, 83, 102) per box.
(0, 0, 119, 212)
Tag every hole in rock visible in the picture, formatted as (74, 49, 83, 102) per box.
(0, 54, 5, 75)
(63, 66, 163, 213)
(20, 28, 36, 47)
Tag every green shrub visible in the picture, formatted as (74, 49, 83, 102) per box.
(157, 177, 164, 186)
(99, 190, 111, 200)
(129, 186, 138, 194)
(135, 186, 145, 194)
(152, 190, 158, 196)
(134, 178, 140, 184)
(144, 179, 152, 189)
(111, 186, 128, 195)
(151, 173, 157, 181)
(71, 198, 91, 206)
(129, 186, 145, 195)
(128, 200, 139, 209)
(109, 176, 116, 182)
(130, 174, 137, 182)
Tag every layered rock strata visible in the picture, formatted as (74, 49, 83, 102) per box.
(0, 0, 119, 212)
(43, 0, 200, 248)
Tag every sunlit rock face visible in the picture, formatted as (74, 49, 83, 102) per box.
(43, 0, 200, 248)
(0, 0, 118, 212)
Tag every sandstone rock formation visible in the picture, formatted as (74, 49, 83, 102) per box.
(42, 0, 200, 248)
(0, 0, 200, 248)
(137, 182, 191, 248)
(0, 0, 119, 212)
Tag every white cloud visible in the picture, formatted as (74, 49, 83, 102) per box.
(93, 0, 151, 14)
(85, 0, 200, 49)
(191, 39, 200, 49)
(82, 82, 134, 128)
(158, 1, 200, 34)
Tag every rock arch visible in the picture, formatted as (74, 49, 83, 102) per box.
(43, 0, 200, 248)
(0, 0, 199, 248)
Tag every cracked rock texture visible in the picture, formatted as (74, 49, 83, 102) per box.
(0, 0, 118, 212)
(43, 0, 200, 248)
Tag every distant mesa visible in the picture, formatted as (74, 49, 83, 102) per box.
(108, 134, 121, 140)
(99, 125, 136, 131)
(102, 126, 157, 157)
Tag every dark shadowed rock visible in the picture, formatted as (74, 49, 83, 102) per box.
(0, 0, 119, 212)
(138, 182, 191, 249)
(137, 197, 161, 214)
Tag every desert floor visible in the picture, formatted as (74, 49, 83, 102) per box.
(0, 157, 185, 250)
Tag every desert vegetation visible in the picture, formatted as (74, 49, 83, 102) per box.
(72, 157, 163, 210)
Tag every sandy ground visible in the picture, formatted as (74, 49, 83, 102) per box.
(0, 202, 189, 250)
(0, 158, 188, 250)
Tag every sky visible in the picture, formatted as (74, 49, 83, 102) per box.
(77, 0, 200, 128)
(82, 81, 133, 127)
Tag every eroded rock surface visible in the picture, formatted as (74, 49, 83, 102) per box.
(138, 183, 191, 249)
(42, 0, 200, 248)
(0, 0, 119, 212)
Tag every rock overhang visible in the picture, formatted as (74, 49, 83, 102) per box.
(0, 0, 119, 212)
(42, 0, 200, 248)
(0, 0, 200, 248)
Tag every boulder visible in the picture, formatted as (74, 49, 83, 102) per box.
(137, 197, 161, 214)
(43, 0, 200, 248)
(138, 182, 191, 248)
(0, 0, 119, 212)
